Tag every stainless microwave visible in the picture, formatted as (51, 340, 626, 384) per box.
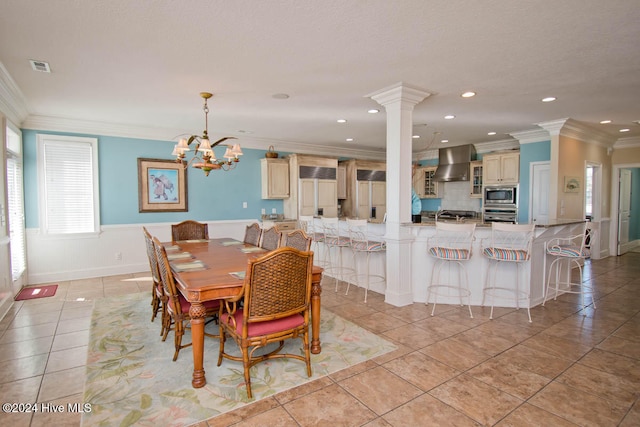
(484, 185, 517, 206)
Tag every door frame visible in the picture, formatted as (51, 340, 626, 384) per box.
(610, 163, 640, 256)
(529, 161, 550, 224)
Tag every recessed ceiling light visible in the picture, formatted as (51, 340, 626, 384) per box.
(337, 119, 347, 123)
(444, 115, 455, 120)
(271, 93, 290, 99)
(461, 91, 476, 98)
(368, 109, 380, 114)
(346, 138, 354, 142)
(487, 131, 497, 136)
(599, 120, 612, 124)
(541, 97, 557, 102)
(620, 128, 630, 132)
(412, 135, 420, 139)
(441, 139, 449, 143)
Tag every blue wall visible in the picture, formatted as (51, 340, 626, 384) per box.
(518, 140, 551, 223)
(22, 130, 285, 227)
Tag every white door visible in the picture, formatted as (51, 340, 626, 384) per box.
(618, 169, 632, 255)
(530, 162, 550, 224)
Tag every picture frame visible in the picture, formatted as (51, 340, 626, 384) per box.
(138, 158, 188, 212)
(564, 176, 581, 193)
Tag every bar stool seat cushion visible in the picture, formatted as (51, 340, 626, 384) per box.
(546, 245, 590, 258)
(324, 236, 351, 246)
(429, 247, 470, 260)
(483, 247, 529, 261)
(352, 240, 386, 252)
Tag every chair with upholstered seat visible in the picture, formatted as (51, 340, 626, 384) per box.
(171, 220, 209, 241)
(282, 229, 313, 251)
(243, 222, 262, 246)
(426, 222, 475, 317)
(152, 236, 220, 361)
(482, 222, 535, 322)
(346, 219, 386, 303)
(260, 226, 282, 251)
(217, 246, 314, 399)
(142, 227, 165, 329)
(543, 222, 596, 311)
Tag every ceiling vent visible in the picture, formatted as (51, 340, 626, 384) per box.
(29, 59, 51, 73)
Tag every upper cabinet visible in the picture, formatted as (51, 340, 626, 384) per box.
(260, 158, 290, 199)
(470, 160, 483, 198)
(482, 152, 520, 185)
(413, 166, 442, 198)
(283, 154, 338, 219)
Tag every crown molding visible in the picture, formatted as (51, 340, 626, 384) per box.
(613, 136, 640, 150)
(0, 62, 29, 126)
(473, 138, 519, 153)
(537, 118, 616, 148)
(509, 128, 550, 144)
(21, 114, 387, 160)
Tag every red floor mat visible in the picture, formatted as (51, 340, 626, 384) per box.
(14, 285, 58, 301)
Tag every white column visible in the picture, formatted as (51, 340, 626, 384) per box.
(368, 83, 431, 306)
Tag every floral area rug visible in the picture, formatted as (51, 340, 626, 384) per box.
(81, 292, 396, 427)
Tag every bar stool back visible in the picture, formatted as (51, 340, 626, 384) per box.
(299, 216, 327, 267)
(321, 217, 353, 292)
(347, 219, 386, 303)
(482, 222, 535, 322)
(426, 222, 476, 317)
(543, 222, 596, 311)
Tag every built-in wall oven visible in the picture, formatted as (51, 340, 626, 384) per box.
(483, 185, 518, 223)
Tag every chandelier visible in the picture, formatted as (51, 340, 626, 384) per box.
(172, 92, 242, 176)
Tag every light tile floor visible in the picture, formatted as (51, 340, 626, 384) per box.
(1, 253, 639, 427)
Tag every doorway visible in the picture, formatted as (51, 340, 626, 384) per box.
(611, 164, 640, 256)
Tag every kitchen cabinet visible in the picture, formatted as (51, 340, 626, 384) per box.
(260, 158, 290, 199)
(413, 166, 442, 198)
(341, 159, 386, 220)
(283, 154, 339, 219)
(470, 160, 483, 198)
(337, 165, 347, 199)
(483, 152, 520, 185)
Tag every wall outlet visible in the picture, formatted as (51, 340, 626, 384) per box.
(261, 208, 266, 215)
(272, 208, 277, 214)
(242, 202, 248, 209)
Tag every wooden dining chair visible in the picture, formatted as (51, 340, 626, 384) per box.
(142, 227, 165, 331)
(282, 229, 312, 251)
(171, 220, 209, 241)
(243, 222, 262, 246)
(152, 236, 220, 361)
(260, 226, 282, 251)
(217, 246, 314, 399)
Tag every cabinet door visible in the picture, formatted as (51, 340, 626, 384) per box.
(483, 155, 501, 185)
(299, 179, 316, 216)
(412, 168, 426, 198)
(317, 180, 338, 217)
(500, 153, 520, 183)
(337, 165, 347, 199)
(470, 161, 483, 198)
(261, 159, 289, 199)
(357, 181, 370, 219)
(423, 167, 439, 198)
(371, 181, 386, 222)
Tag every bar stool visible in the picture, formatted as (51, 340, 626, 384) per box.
(321, 217, 353, 292)
(543, 222, 596, 311)
(426, 222, 476, 317)
(299, 215, 327, 267)
(346, 219, 386, 303)
(482, 222, 535, 322)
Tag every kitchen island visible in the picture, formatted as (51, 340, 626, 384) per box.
(312, 217, 587, 309)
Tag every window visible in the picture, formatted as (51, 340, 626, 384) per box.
(585, 166, 594, 219)
(37, 134, 100, 235)
(6, 126, 25, 280)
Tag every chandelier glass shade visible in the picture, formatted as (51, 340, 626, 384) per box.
(172, 92, 242, 176)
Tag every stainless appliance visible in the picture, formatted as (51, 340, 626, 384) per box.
(436, 210, 479, 221)
(433, 144, 477, 182)
(484, 185, 517, 205)
(483, 207, 518, 223)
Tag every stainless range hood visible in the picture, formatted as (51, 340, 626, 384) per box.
(433, 144, 477, 181)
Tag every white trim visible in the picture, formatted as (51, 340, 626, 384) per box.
(610, 163, 640, 256)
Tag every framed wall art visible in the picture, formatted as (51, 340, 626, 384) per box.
(138, 158, 188, 212)
(564, 176, 581, 193)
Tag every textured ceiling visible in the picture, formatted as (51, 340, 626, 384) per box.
(1, 0, 639, 155)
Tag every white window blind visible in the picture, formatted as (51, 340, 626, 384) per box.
(38, 135, 100, 235)
(7, 149, 26, 280)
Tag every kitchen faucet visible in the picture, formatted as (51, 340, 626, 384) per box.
(435, 209, 444, 222)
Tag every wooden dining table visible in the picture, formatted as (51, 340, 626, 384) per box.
(167, 238, 324, 388)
